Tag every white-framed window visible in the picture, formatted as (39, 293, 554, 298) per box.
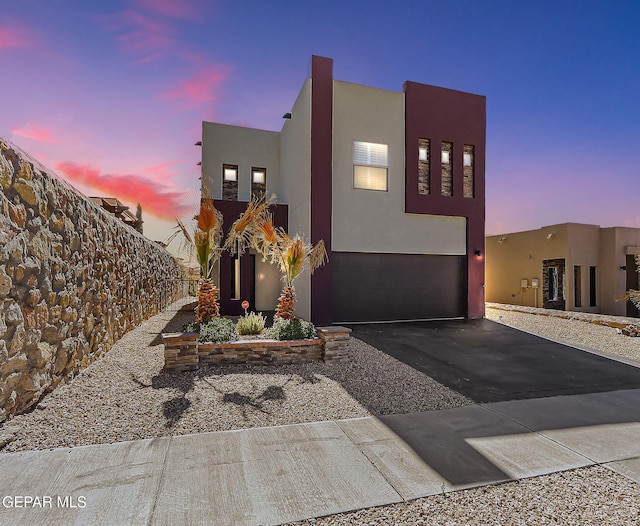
(353, 141, 388, 191)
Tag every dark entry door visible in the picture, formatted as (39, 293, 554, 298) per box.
(542, 258, 566, 310)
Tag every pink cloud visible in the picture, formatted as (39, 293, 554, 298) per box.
(133, 0, 201, 20)
(143, 160, 187, 179)
(55, 161, 191, 218)
(158, 65, 229, 110)
(100, 9, 175, 63)
(12, 125, 59, 143)
(0, 25, 31, 50)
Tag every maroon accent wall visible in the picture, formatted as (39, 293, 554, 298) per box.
(403, 81, 486, 319)
(310, 56, 334, 326)
(213, 199, 288, 316)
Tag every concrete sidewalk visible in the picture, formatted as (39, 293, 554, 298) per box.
(1, 389, 640, 525)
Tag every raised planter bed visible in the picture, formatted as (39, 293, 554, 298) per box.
(162, 326, 351, 372)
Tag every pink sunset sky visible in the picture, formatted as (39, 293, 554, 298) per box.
(2, 0, 640, 249)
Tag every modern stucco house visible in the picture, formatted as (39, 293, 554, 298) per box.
(486, 223, 640, 317)
(200, 55, 486, 325)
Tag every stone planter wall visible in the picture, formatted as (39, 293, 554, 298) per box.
(0, 138, 184, 422)
(162, 326, 351, 371)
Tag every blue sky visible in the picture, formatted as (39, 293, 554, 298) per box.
(1, 0, 639, 244)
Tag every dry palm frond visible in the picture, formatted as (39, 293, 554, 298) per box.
(196, 198, 220, 233)
(275, 234, 328, 289)
(308, 239, 328, 274)
(224, 194, 275, 255)
(618, 289, 640, 307)
(252, 215, 285, 264)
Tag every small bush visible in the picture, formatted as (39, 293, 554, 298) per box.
(268, 317, 317, 341)
(236, 312, 267, 336)
(183, 318, 238, 343)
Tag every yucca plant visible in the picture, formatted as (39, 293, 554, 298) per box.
(169, 198, 224, 322)
(251, 213, 327, 320)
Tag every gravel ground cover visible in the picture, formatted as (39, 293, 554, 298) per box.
(486, 306, 640, 364)
(0, 307, 470, 452)
(289, 466, 639, 526)
(1, 304, 639, 524)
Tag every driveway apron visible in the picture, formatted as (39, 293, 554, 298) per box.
(348, 318, 640, 402)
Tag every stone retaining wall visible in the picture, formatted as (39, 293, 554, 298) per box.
(0, 138, 184, 422)
(162, 327, 351, 371)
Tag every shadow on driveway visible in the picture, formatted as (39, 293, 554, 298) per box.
(348, 318, 640, 403)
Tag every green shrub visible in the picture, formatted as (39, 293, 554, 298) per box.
(268, 317, 317, 341)
(236, 312, 267, 336)
(183, 318, 238, 343)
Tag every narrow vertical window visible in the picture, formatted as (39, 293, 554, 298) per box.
(574, 266, 582, 307)
(418, 138, 430, 195)
(230, 253, 240, 300)
(441, 141, 453, 196)
(353, 141, 388, 191)
(549, 267, 559, 301)
(589, 266, 597, 306)
(463, 144, 474, 198)
(251, 167, 266, 197)
(222, 164, 238, 201)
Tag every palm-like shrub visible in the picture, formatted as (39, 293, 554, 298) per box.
(251, 213, 327, 320)
(169, 195, 272, 323)
(169, 198, 224, 322)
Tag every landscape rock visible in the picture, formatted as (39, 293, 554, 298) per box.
(0, 138, 185, 422)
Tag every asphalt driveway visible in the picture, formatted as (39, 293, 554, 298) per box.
(348, 318, 640, 403)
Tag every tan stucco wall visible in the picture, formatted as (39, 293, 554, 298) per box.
(331, 80, 466, 256)
(279, 78, 312, 320)
(564, 223, 599, 313)
(486, 224, 569, 308)
(201, 123, 280, 201)
(487, 223, 640, 316)
(599, 227, 640, 316)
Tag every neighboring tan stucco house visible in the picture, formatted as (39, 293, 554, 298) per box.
(200, 55, 486, 325)
(486, 223, 640, 317)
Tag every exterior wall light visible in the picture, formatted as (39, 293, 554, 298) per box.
(621, 266, 627, 271)
(474, 250, 482, 257)
(195, 141, 202, 146)
(283, 113, 292, 119)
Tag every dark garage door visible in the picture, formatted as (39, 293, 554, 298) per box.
(332, 252, 466, 322)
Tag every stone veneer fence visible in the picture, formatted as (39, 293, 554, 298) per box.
(0, 138, 184, 422)
(162, 326, 352, 372)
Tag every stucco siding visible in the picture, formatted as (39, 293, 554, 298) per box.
(486, 224, 569, 308)
(280, 78, 312, 320)
(201, 123, 280, 201)
(331, 80, 466, 255)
